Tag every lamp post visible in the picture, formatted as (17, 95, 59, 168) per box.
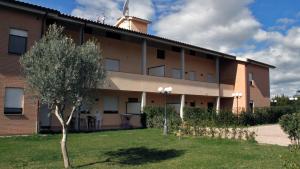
(271, 98, 277, 106)
(158, 87, 173, 135)
(232, 92, 242, 114)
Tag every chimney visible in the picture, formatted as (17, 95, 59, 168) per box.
(115, 16, 151, 34)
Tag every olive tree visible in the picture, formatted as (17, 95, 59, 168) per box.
(20, 24, 105, 168)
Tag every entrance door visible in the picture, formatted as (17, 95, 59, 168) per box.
(39, 104, 51, 127)
(207, 102, 214, 111)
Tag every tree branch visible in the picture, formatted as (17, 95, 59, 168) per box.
(66, 106, 76, 126)
(55, 105, 65, 126)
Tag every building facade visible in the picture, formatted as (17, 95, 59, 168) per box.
(0, 0, 274, 135)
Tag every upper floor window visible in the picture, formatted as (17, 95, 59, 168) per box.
(8, 29, 28, 55)
(249, 73, 254, 85)
(157, 49, 165, 59)
(172, 68, 181, 79)
(4, 88, 24, 115)
(148, 65, 165, 77)
(105, 58, 120, 72)
(188, 71, 196, 81)
(207, 74, 215, 83)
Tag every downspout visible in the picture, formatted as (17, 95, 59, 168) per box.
(41, 12, 48, 38)
(37, 12, 48, 134)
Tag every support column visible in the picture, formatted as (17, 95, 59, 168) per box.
(141, 92, 147, 113)
(181, 48, 185, 79)
(180, 94, 185, 119)
(79, 25, 84, 45)
(216, 96, 220, 113)
(216, 57, 220, 113)
(142, 39, 147, 75)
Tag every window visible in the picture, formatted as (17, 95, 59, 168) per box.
(207, 74, 215, 83)
(4, 88, 24, 115)
(103, 96, 118, 114)
(105, 59, 120, 72)
(128, 98, 139, 103)
(249, 73, 253, 81)
(8, 29, 28, 55)
(190, 102, 196, 107)
(148, 65, 165, 77)
(157, 49, 165, 59)
(188, 71, 196, 81)
(126, 102, 141, 114)
(249, 73, 254, 85)
(249, 100, 254, 113)
(172, 68, 181, 79)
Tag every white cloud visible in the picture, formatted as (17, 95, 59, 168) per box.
(71, 0, 154, 25)
(153, 0, 260, 53)
(243, 27, 300, 96)
(276, 18, 296, 25)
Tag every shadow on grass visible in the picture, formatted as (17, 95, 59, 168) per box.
(76, 147, 185, 168)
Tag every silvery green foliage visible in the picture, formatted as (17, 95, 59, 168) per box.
(20, 24, 105, 111)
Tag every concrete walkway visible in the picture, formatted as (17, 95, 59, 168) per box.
(249, 124, 291, 146)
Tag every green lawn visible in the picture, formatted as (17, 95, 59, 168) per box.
(0, 129, 296, 169)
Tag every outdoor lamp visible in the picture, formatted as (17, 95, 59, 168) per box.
(158, 87, 173, 135)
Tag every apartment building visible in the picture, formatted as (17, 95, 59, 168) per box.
(0, 0, 275, 135)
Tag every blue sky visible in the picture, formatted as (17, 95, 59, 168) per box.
(19, 0, 300, 96)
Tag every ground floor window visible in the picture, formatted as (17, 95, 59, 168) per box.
(103, 96, 119, 114)
(249, 100, 254, 113)
(4, 88, 24, 115)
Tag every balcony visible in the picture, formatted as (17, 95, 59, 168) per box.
(100, 71, 234, 97)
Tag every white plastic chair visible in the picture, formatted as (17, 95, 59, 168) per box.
(95, 110, 103, 130)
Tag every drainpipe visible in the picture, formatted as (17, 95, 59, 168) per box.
(41, 12, 48, 38)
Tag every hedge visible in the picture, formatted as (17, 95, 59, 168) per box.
(143, 106, 182, 132)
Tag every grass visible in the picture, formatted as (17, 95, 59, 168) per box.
(0, 129, 297, 169)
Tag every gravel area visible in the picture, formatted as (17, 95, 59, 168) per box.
(249, 124, 291, 146)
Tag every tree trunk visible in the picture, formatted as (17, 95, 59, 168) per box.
(61, 125, 70, 168)
(54, 106, 71, 168)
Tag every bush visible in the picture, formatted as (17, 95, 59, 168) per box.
(239, 106, 297, 126)
(143, 106, 182, 132)
(279, 113, 300, 146)
(184, 107, 238, 127)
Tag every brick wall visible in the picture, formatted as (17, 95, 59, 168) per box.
(0, 7, 42, 135)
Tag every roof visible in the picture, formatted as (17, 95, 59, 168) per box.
(0, 0, 275, 69)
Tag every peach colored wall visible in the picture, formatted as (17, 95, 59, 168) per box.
(131, 20, 148, 33)
(220, 59, 237, 85)
(185, 95, 216, 108)
(232, 62, 248, 113)
(50, 90, 143, 129)
(185, 54, 216, 82)
(0, 7, 41, 135)
(247, 64, 270, 107)
(84, 35, 142, 75)
(147, 47, 181, 78)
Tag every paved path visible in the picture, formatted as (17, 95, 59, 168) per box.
(249, 124, 291, 146)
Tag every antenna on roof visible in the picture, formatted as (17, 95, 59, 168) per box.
(96, 12, 106, 24)
(123, 0, 129, 16)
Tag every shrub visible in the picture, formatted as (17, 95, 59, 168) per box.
(279, 113, 300, 146)
(143, 106, 182, 132)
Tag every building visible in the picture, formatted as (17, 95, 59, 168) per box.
(0, 0, 275, 135)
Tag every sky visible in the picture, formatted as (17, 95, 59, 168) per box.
(20, 0, 300, 97)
